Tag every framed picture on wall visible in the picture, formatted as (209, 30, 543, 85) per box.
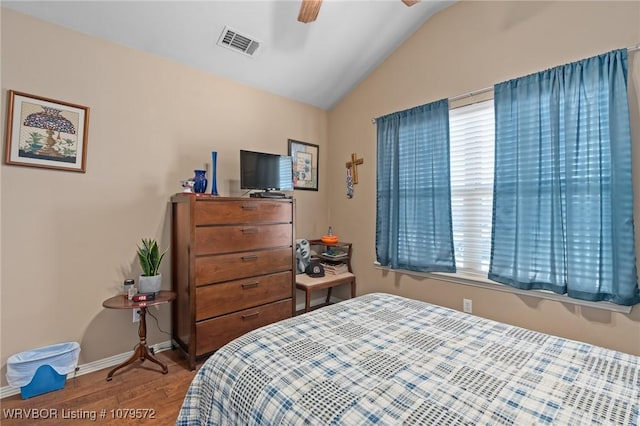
(4, 90, 90, 172)
(288, 139, 318, 191)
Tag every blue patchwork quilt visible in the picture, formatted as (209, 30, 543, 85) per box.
(176, 293, 639, 425)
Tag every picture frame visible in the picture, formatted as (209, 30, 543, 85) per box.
(288, 139, 319, 191)
(5, 90, 90, 173)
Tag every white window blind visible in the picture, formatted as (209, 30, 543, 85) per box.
(449, 100, 495, 276)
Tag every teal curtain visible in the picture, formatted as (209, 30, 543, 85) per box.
(376, 100, 456, 272)
(490, 49, 639, 305)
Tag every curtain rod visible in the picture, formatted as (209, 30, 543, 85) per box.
(371, 43, 640, 124)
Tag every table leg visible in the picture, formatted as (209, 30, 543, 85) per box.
(305, 290, 312, 313)
(106, 306, 168, 381)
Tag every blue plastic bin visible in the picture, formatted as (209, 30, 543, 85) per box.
(20, 365, 67, 399)
(6, 342, 80, 399)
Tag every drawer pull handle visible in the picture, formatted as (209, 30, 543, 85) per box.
(242, 228, 258, 234)
(241, 255, 258, 261)
(242, 312, 260, 320)
(241, 205, 257, 210)
(242, 282, 259, 289)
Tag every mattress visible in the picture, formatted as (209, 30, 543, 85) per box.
(176, 293, 639, 425)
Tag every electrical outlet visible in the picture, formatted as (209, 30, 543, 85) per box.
(463, 298, 472, 313)
(133, 309, 140, 323)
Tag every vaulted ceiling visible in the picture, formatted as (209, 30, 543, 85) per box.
(3, 1, 455, 110)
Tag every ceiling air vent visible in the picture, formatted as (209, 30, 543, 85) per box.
(217, 26, 260, 57)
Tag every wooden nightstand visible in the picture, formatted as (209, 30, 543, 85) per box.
(295, 240, 356, 313)
(102, 290, 176, 380)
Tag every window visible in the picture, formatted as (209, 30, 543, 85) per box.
(376, 52, 637, 309)
(376, 93, 635, 311)
(449, 100, 494, 278)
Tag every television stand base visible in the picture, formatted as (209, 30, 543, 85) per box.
(250, 191, 287, 199)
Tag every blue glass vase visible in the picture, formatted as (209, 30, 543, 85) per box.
(210, 151, 219, 196)
(193, 169, 208, 193)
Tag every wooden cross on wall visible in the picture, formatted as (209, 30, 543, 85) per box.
(345, 153, 364, 184)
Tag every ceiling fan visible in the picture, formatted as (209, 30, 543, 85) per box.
(298, 0, 420, 24)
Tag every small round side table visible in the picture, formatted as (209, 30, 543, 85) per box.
(102, 290, 176, 381)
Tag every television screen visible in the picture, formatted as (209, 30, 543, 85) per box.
(240, 150, 293, 191)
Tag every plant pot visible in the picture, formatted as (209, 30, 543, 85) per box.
(138, 274, 162, 294)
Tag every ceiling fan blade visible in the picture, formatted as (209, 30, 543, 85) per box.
(298, 0, 322, 23)
(401, 0, 420, 6)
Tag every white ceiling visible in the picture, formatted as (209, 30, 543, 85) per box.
(3, 0, 454, 110)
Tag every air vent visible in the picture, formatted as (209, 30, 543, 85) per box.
(217, 26, 260, 57)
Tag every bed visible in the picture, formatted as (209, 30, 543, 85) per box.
(176, 293, 639, 425)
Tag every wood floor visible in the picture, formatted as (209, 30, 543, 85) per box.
(0, 350, 200, 425)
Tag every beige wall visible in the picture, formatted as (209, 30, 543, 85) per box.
(0, 9, 329, 386)
(2, 1, 639, 390)
(328, 1, 640, 355)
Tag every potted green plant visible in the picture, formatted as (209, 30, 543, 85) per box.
(137, 238, 167, 294)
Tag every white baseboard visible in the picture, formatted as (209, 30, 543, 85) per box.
(0, 340, 173, 400)
(1, 297, 341, 399)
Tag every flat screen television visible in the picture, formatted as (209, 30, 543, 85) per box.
(240, 150, 293, 197)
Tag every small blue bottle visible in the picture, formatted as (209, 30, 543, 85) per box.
(210, 151, 219, 196)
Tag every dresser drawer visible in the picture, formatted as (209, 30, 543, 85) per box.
(195, 271, 292, 320)
(195, 223, 292, 255)
(195, 299, 291, 355)
(195, 200, 292, 225)
(195, 247, 293, 285)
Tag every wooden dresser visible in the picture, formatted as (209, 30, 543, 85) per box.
(170, 194, 295, 369)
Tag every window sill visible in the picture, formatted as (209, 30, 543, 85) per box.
(373, 264, 633, 314)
